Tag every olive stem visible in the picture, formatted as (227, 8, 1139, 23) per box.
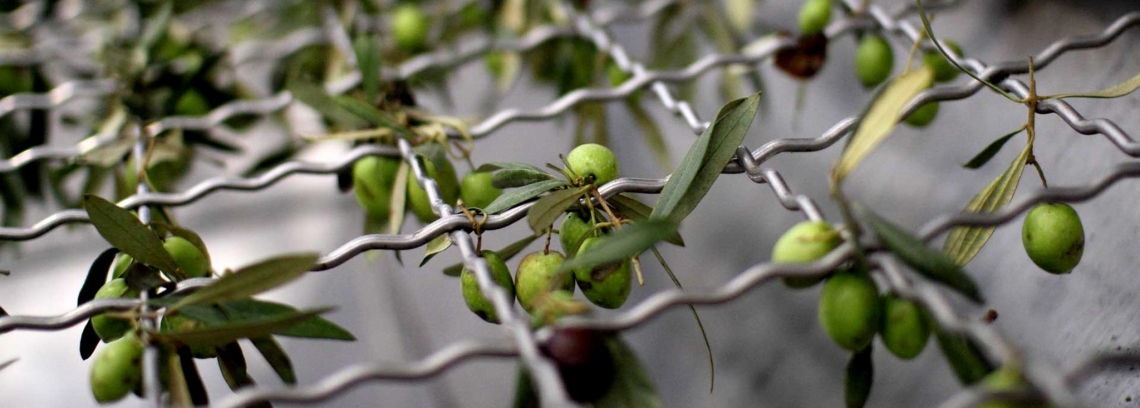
(590, 188, 622, 230)
(631, 255, 645, 286)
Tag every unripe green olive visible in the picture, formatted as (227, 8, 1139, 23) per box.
(854, 35, 894, 88)
(574, 237, 632, 309)
(92, 279, 139, 342)
(460, 250, 515, 323)
(159, 314, 218, 358)
(878, 295, 930, 360)
(515, 251, 575, 313)
(1021, 202, 1084, 274)
(352, 156, 402, 218)
(174, 89, 209, 116)
(407, 158, 461, 223)
(904, 101, 939, 127)
(89, 333, 144, 404)
(559, 212, 593, 256)
(977, 366, 1053, 408)
(566, 143, 619, 186)
(818, 270, 881, 351)
(772, 221, 842, 288)
(391, 4, 430, 52)
(460, 171, 502, 210)
(922, 40, 963, 83)
(0, 66, 32, 96)
(797, 0, 833, 36)
(164, 236, 210, 278)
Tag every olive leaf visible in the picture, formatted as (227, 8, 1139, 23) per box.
(77, 139, 134, 167)
(609, 194, 684, 246)
(178, 347, 210, 406)
(854, 204, 982, 303)
(559, 219, 677, 274)
(353, 34, 380, 102)
(155, 308, 332, 348)
(492, 168, 558, 189)
(483, 179, 569, 214)
(511, 366, 540, 408)
(649, 247, 713, 391)
(170, 253, 319, 310)
(527, 186, 590, 233)
(287, 80, 369, 130)
(834, 67, 934, 181)
(216, 342, 255, 391)
(80, 321, 99, 360)
(420, 235, 452, 267)
(1040, 71, 1140, 100)
(177, 299, 355, 341)
(943, 142, 1032, 267)
(251, 336, 297, 385)
(167, 348, 193, 407)
(83, 195, 182, 278)
(332, 96, 414, 139)
(0, 358, 16, 372)
(78, 247, 119, 306)
(962, 127, 1025, 169)
(595, 336, 662, 408)
(443, 234, 539, 277)
(389, 161, 409, 235)
(845, 345, 874, 408)
(934, 325, 994, 385)
(914, 0, 1019, 102)
(651, 92, 761, 224)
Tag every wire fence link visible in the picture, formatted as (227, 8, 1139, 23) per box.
(0, 0, 1136, 407)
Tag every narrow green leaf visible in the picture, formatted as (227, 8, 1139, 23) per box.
(172, 253, 318, 309)
(512, 366, 540, 408)
(477, 161, 550, 174)
(835, 67, 934, 180)
(914, 0, 1019, 102)
(353, 34, 380, 102)
(78, 247, 118, 306)
(492, 168, 557, 189)
(177, 299, 355, 341)
(389, 161, 409, 235)
(596, 336, 662, 408)
(287, 81, 369, 130)
(934, 325, 994, 385)
(609, 194, 684, 246)
(942, 142, 1032, 266)
(1041, 71, 1140, 100)
(83, 195, 182, 277)
(560, 219, 678, 273)
(80, 321, 99, 360)
(420, 235, 452, 267)
(962, 127, 1024, 169)
(167, 348, 193, 407)
(251, 337, 297, 385)
(178, 347, 210, 405)
(77, 139, 133, 167)
(215, 342, 253, 391)
(649, 247, 712, 391)
(443, 234, 539, 277)
(845, 345, 874, 408)
(855, 204, 982, 303)
(0, 358, 16, 372)
(652, 92, 761, 224)
(527, 187, 589, 234)
(156, 308, 331, 348)
(332, 96, 414, 139)
(483, 179, 568, 214)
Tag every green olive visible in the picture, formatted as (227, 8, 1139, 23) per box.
(174, 89, 210, 116)
(460, 171, 502, 210)
(559, 212, 593, 256)
(392, 4, 430, 52)
(407, 158, 461, 223)
(566, 143, 619, 186)
(977, 366, 1053, 408)
(515, 251, 575, 313)
(1021, 202, 1084, 274)
(878, 295, 930, 360)
(904, 101, 939, 127)
(159, 313, 218, 358)
(352, 156, 402, 218)
(91, 279, 139, 343)
(460, 250, 516, 323)
(573, 237, 632, 309)
(772, 221, 842, 288)
(922, 40, 963, 83)
(89, 333, 144, 403)
(164, 236, 210, 278)
(854, 35, 894, 88)
(818, 270, 881, 351)
(0, 66, 32, 96)
(797, 0, 833, 36)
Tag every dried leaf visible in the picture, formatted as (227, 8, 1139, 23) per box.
(1041, 71, 1140, 100)
(943, 142, 1031, 267)
(835, 67, 934, 181)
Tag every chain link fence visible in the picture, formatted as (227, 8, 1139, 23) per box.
(0, 0, 1138, 406)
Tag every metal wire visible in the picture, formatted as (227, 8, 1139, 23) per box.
(0, 1, 1136, 407)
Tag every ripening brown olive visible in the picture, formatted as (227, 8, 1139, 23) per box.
(541, 327, 616, 402)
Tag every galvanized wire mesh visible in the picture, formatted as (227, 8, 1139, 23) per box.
(0, 0, 1137, 407)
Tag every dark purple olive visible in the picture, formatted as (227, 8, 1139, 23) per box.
(540, 327, 616, 402)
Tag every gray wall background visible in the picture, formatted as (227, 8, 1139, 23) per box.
(1, 0, 1138, 406)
